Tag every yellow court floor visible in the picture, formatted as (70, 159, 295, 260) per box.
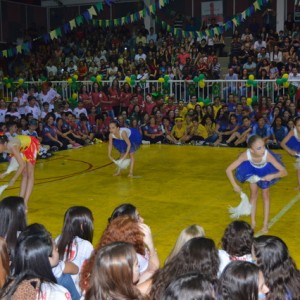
(1, 144, 300, 265)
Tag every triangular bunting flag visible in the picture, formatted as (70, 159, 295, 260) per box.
(55, 28, 62, 38)
(253, 1, 261, 11)
(75, 16, 84, 26)
(88, 6, 97, 16)
(83, 11, 91, 21)
(95, 2, 103, 12)
(70, 19, 77, 30)
(50, 30, 57, 40)
(16, 45, 22, 54)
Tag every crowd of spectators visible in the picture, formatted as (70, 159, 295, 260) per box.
(0, 200, 299, 300)
(0, 10, 299, 154)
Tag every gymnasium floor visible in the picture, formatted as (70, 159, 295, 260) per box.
(2, 144, 300, 265)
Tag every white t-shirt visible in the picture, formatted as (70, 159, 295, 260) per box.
(55, 236, 93, 294)
(73, 107, 88, 119)
(37, 282, 71, 300)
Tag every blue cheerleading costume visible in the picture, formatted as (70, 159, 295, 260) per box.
(235, 149, 281, 189)
(112, 127, 142, 154)
(285, 128, 300, 153)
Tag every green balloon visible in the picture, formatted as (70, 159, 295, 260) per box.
(90, 76, 96, 82)
(198, 97, 203, 102)
(199, 74, 205, 81)
(193, 77, 199, 83)
(204, 98, 211, 105)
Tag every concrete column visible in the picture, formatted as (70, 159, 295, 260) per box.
(276, 0, 286, 33)
(143, 0, 154, 31)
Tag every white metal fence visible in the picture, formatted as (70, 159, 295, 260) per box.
(1, 79, 299, 103)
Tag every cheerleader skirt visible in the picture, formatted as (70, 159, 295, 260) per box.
(286, 136, 300, 153)
(113, 128, 142, 154)
(17, 136, 40, 165)
(235, 152, 282, 189)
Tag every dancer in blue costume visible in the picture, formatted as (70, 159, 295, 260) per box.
(281, 116, 300, 189)
(226, 135, 287, 233)
(108, 120, 142, 177)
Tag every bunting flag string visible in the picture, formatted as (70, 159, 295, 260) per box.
(91, 0, 269, 39)
(1, 0, 172, 59)
(1, 0, 268, 59)
(155, 0, 270, 39)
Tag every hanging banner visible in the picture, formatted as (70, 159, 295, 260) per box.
(201, 1, 223, 25)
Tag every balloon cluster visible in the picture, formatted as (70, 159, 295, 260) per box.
(125, 75, 137, 87)
(246, 75, 258, 87)
(3, 77, 13, 89)
(158, 75, 170, 90)
(68, 92, 78, 106)
(198, 97, 211, 106)
(276, 73, 289, 88)
(90, 74, 103, 85)
(67, 74, 79, 91)
(193, 74, 206, 88)
(246, 95, 258, 106)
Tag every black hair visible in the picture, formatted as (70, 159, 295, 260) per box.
(0, 196, 26, 259)
(254, 235, 300, 299)
(0, 224, 56, 298)
(218, 261, 260, 300)
(0, 134, 8, 144)
(247, 134, 263, 148)
(57, 206, 94, 260)
(109, 120, 120, 128)
(163, 273, 215, 300)
(221, 221, 253, 257)
(108, 203, 138, 223)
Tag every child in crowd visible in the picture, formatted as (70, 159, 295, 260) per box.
(226, 135, 287, 233)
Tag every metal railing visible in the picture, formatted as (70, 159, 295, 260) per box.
(0, 79, 298, 103)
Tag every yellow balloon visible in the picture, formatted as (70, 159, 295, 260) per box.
(72, 93, 78, 100)
(3, 77, 8, 81)
(199, 81, 205, 88)
(158, 78, 165, 83)
(246, 98, 252, 106)
(249, 74, 255, 81)
(125, 76, 131, 83)
(199, 102, 204, 107)
(96, 75, 102, 82)
(18, 78, 24, 85)
(67, 78, 73, 84)
(6, 83, 11, 89)
(283, 82, 290, 88)
(73, 74, 78, 80)
(282, 73, 289, 79)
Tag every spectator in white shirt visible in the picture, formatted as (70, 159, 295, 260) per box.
(25, 96, 41, 120)
(289, 66, 300, 88)
(73, 100, 88, 120)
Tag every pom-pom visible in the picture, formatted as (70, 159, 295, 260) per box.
(229, 192, 252, 219)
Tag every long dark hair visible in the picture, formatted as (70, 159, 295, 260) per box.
(0, 196, 27, 258)
(218, 261, 261, 300)
(150, 237, 220, 300)
(0, 224, 56, 298)
(254, 235, 300, 300)
(162, 273, 216, 300)
(57, 206, 94, 260)
(85, 242, 147, 300)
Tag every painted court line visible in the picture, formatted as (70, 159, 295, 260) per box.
(256, 193, 300, 236)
